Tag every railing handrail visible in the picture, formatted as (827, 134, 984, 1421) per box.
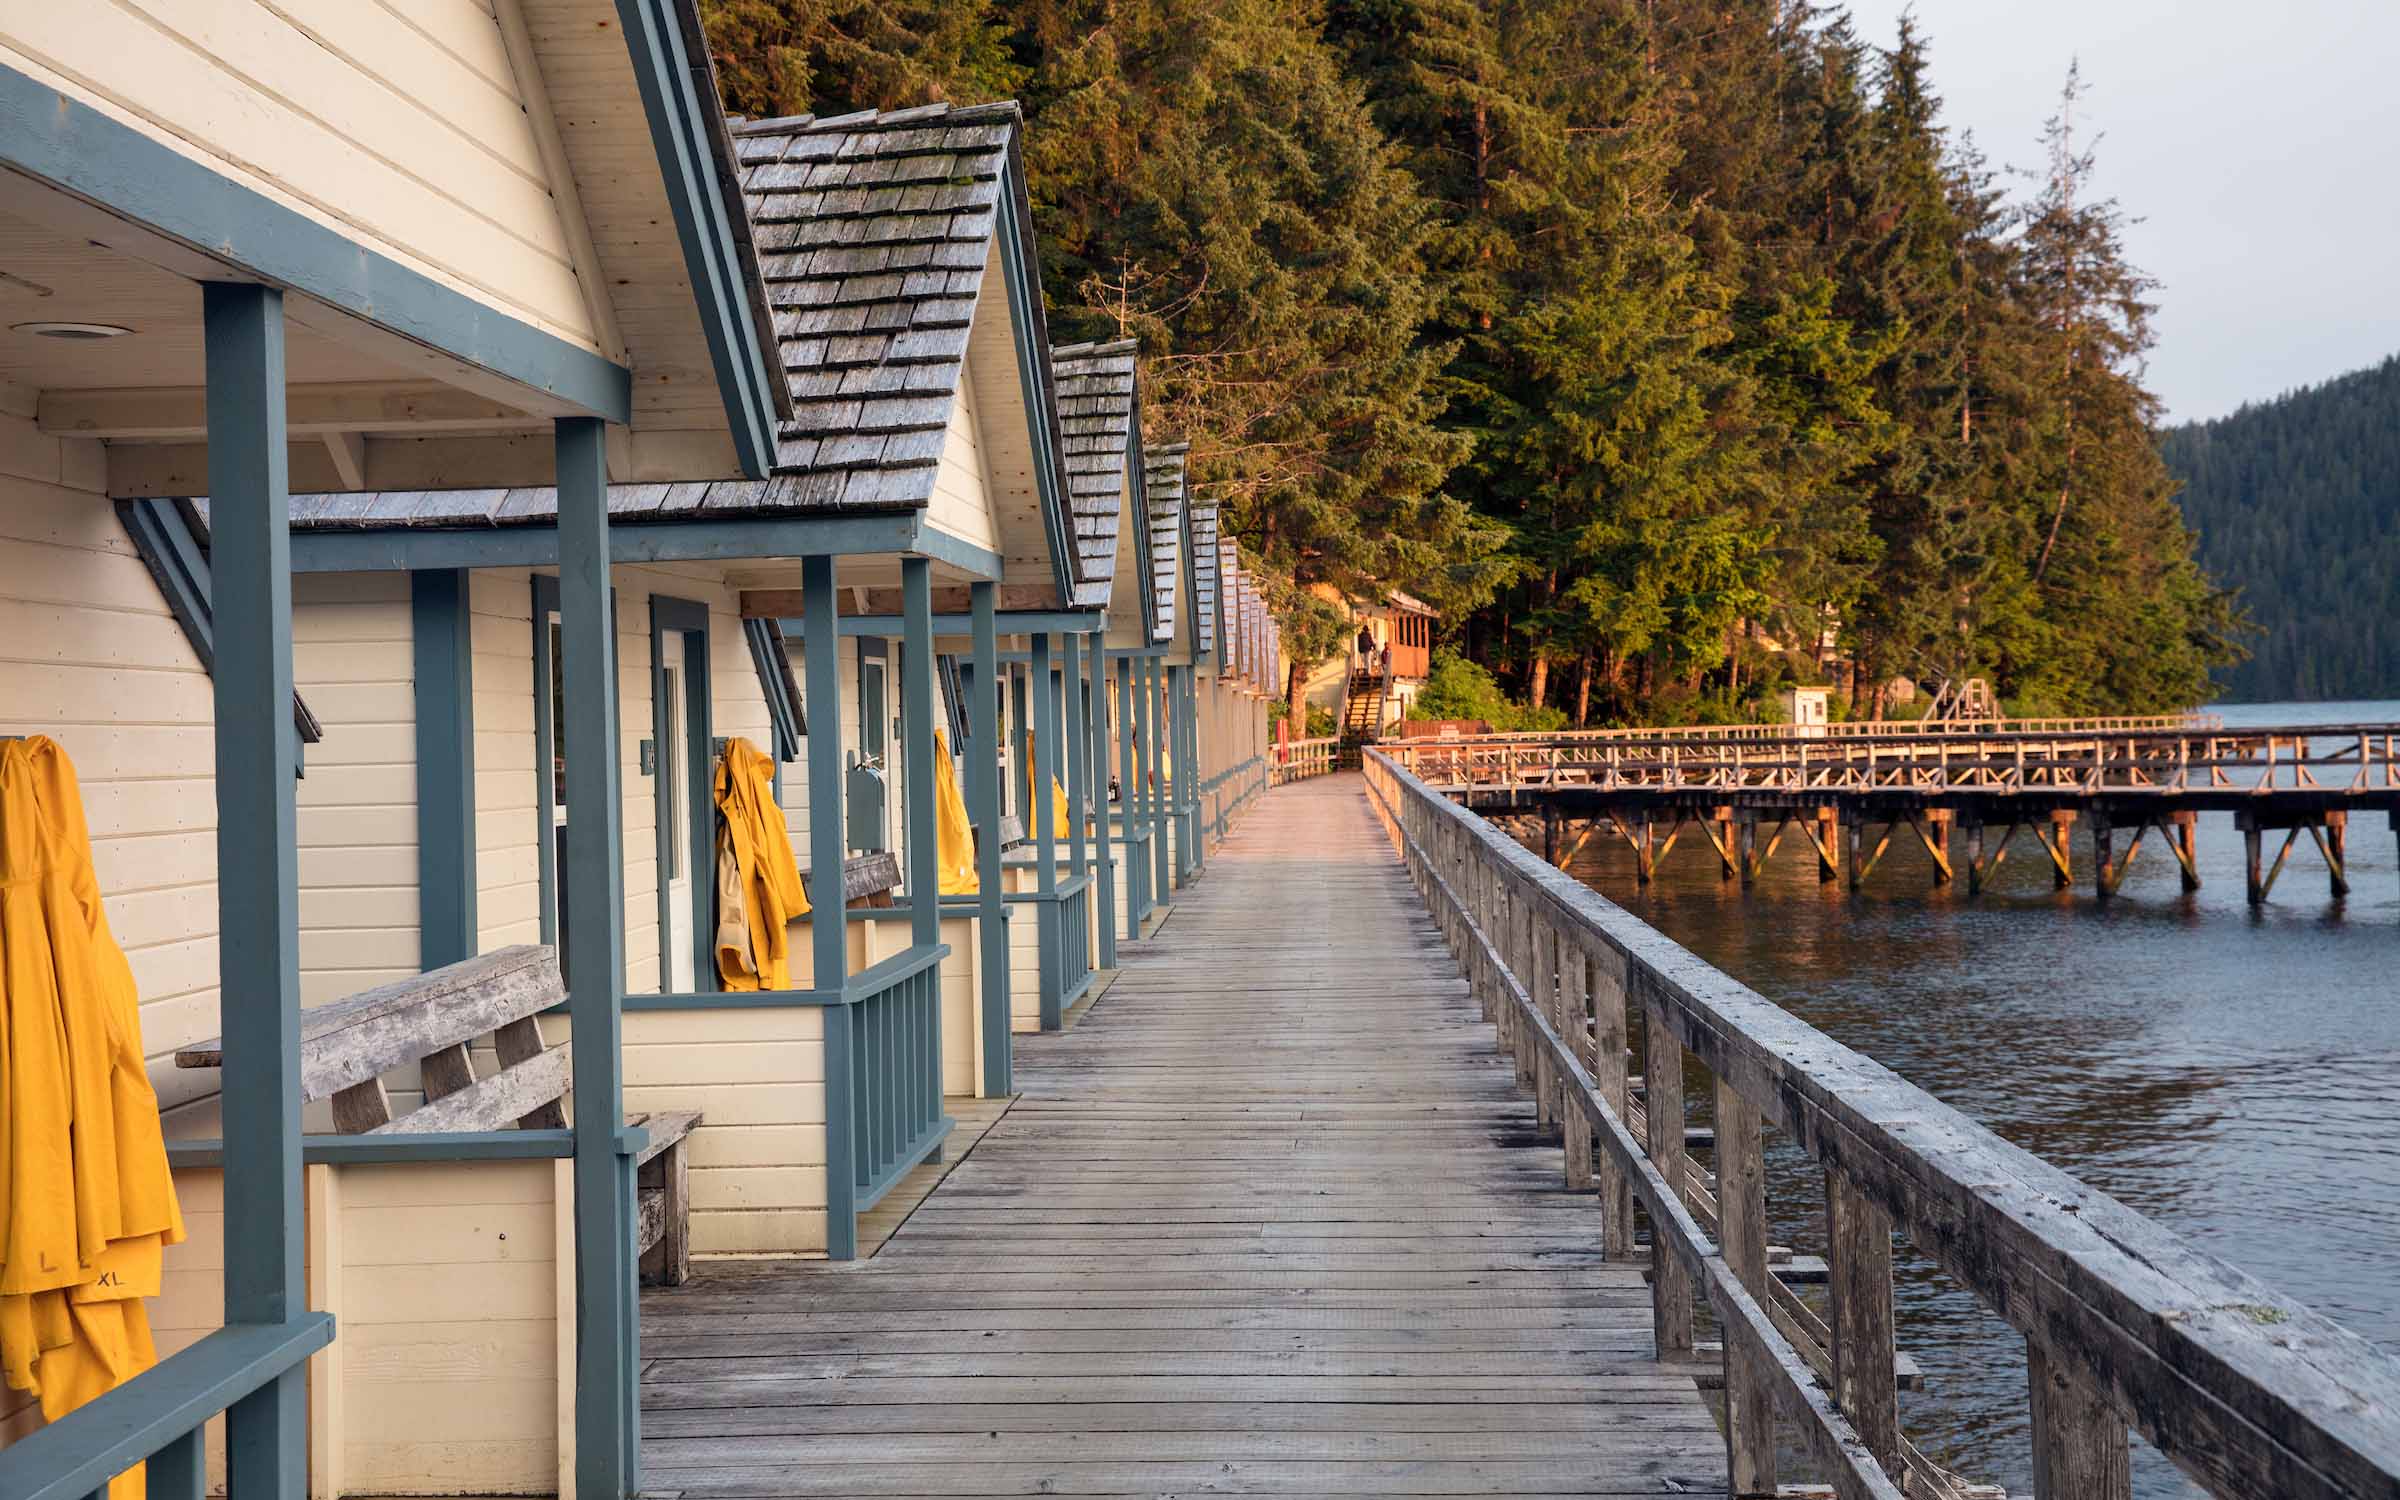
(1388, 711, 2223, 745)
(1362, 747, 2400, 1499)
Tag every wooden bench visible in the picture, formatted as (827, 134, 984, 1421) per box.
(801, 848, 903, 909)
(176, 944, 704, 1285)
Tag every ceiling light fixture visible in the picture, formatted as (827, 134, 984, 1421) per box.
(12, 321, 134, 340)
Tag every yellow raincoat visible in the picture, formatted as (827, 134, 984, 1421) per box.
(712, 738, 809, 991)
(3, 736, 183, 1500)
(931, 732, 978, 895)
(1022, 734, 1071, 840)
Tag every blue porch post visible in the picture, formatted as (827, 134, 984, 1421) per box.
(1114, 657, 1145, 939)
(411, 569, 478, 968)
(556, 415, 633, 1497)
(1062, 634, 1089, 883)
(1084, 631, 1116, 969)
(204, 281, 307, 1498)
(1143, 657, 1169, 904)
(1028, 632, 1060, 1028)
(968, 584, 1010, 1092)
(901, 560, 939, 954)
(1181, 665, 1203, 874)
(802, 556, 856, 1258)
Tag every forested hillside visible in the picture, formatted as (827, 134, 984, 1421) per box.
(699, 0, 2241, 721)
(2161, 356, 2400, 703)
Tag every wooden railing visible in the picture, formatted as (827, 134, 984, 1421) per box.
(1362, 747, 2400, 1500)
(1383, 724, 2400, 800)
(1272, 736, 1341, 784)
(843, 946, 950, 1210)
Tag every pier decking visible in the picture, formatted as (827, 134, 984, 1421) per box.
(637, 774, 1724, 1497)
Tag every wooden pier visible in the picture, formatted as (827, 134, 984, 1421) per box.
(637, 774, 1727, 1497)
(1388, 724, 2400, 903)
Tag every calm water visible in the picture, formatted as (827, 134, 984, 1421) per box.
(1550, 699, 2400, 1496)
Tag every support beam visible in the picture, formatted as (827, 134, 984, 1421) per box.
(1115, 658, 1147, 938)
(204, 282, 308, 1498)
(1029, 632, 1062, 1028)
(411, 570, 478, 969)
(556, 413, 632, 1495)
(802, 555, 856, 1259)
(901, 560, 939, 951)
(969, 584, 1010, 1093)
(1088, 633, 1118, 969)
(1063, 633, 1091, 882)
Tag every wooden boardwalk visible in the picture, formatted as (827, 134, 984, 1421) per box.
(639, 773, 1725, 1497)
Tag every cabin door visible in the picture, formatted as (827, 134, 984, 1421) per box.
(650, 595, 712, 993)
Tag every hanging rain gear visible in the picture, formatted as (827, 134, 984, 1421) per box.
(712, 738, 809, 991)
(931, 732, 978, 895)
(1022, 734, 1072, 840)
(2, 735, 183, 1500)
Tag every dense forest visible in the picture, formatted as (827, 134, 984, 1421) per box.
(698, 0, 2242, 722)
(2161, 355, 2400, 703)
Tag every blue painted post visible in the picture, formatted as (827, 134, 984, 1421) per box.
(901, 559, 939, 954)
(1114, 657, 1144, 939)
(1028, 632, 1060, 1028)
(1061, 633, 1089, 882)
(802, 555, 856, 1258)
(412, 569, 478, 968)
(1144, 657, 1169, 905)
(1085, 632, 1117, 969)
(968, 584, 1009, 1093)
(1183, 666, 1203, 874)
(203, 281, 306, 1500)
(555, 415, 632, 1498)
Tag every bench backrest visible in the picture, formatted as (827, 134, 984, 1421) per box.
(800, 849, 903, 909)
(177, 945, 568, 1133)
(177, 945, 562, 1103)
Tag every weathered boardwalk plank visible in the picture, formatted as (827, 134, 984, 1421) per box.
(639, 773, 1725, 1497)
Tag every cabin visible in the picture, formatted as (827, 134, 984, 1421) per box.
(1297, 587, 1435, 741)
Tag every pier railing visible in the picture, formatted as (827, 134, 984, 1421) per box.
(1385, 724, 2400, 799)
(1362, 746, 2400, 1500)
(1271, 735, 1340, 784)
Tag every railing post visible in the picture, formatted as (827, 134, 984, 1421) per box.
(1642, 999, 1693, 1356)
(1715, 1080, 1776, 1495)
(1824, 1170, 1901, 1473)
(1590, 949, 1634, 1258)
(2028, 1341, 2131, 1500)
(1530, 913, 1557, 1135)
(1560, 940, 1591, 1191)
(204, 282, 308, 1500)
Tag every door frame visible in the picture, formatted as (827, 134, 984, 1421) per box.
(651, 595, 713, 993)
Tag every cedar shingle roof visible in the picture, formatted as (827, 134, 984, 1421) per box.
(238, 102, 1055, 534)
(1051, 339, 1138, 610)
(1189, 502, 1221, 656)
(1144, 443, 1187, 644)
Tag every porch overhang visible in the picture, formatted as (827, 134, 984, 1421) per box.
(283, 510, 1002, 575)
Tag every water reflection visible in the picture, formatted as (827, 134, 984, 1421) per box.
(1543, 700, 2400, 1496)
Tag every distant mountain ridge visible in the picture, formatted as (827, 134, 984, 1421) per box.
(2163, 353, 2400, 702)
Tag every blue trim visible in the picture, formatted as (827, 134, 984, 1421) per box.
(531, 575, 562, 947)
(413, 571, 478, 969)
(0, 1317, 334, 1500)
(969, 583, 1011, 1094)
(649, 594, 714, 993)
(902, 560, 942, 955)
(556, 416, 634, 1500)
(992, 184, 1076, 605)
(856, 1114, 953, 1211)
(907, 515, 1007, 579)
(1087, 631, 1118, 969)
(784, 609, 1104, 639)
(166, 1130, 575, 1168)
(611, 0, 781, 475)
(744, 618, 804, 760)
(117, 498, 321, 763)
(801, 556, 855, 1256)
(200, 281, 310, 1494)
(289, 512, 927, 573)
(0, 68, 628, 421)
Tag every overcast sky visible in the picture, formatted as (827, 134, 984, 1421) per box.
(1838, 0, 2400, 424)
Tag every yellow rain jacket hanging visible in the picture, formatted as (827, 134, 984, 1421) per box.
(930, 731, 977, 894)
(713, 737, 810, 991)
(2, 736, 184, 1500)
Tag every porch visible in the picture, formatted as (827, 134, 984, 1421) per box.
(633, 775, 1717, 1497)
